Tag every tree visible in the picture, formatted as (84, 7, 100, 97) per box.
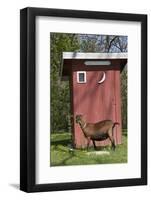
(50, 33, 80, 133)
(121, 67, 127, 129)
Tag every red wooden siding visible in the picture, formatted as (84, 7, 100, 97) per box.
(70, 63, 122, 148)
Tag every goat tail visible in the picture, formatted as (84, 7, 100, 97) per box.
(112, 122, 120, 129)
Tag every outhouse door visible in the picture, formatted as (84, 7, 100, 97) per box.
(71, 68, 122, 148)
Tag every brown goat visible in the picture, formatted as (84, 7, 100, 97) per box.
(76, 115, 119, 151)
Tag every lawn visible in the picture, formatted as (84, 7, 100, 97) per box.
(50, 132, 127, 166)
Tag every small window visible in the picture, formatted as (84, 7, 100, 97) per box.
(77, 71, 86, 83)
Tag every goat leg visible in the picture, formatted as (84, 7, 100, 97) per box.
(108, 128, 116, 151)
(109, 136, 116, 150)
(111, 139, 116, 151)
(87, 137, 91, 151)
(92, 140, 97, 150)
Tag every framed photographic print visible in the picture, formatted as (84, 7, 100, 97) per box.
(20, 7, 147, 192)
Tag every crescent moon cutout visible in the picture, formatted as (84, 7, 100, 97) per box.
(98, 72, 106, 84)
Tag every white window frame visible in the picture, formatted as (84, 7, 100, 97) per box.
(77, 71, 86, 83)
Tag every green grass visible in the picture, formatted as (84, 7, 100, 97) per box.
(50, 132, 127, 166)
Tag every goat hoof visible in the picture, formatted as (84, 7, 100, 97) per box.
(111, 146, 116, 151)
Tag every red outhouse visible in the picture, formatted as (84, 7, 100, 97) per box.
(61, 52, 127, 149)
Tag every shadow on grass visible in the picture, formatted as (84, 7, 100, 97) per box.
(54, 153, 75, 166)
(51, 135, 76, 166)
(51, 146, 76, 166)
(51, 136, 111, 165)
(51, 133, 127, 166)
(51, 138, 71, 146)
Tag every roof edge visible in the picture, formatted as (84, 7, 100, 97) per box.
(63, 52, 128, 60)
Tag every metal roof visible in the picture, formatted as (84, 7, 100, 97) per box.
(63, 52, 128, 60)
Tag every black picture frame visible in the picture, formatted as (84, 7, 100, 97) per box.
(20, 7, 147, 192)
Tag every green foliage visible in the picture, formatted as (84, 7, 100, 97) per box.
(50, 33, 80, 133)
(121, 68, 127, 129)
(50, 132, 127, 166)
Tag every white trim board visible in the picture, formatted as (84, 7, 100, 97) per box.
(63, 52, 128, 60)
